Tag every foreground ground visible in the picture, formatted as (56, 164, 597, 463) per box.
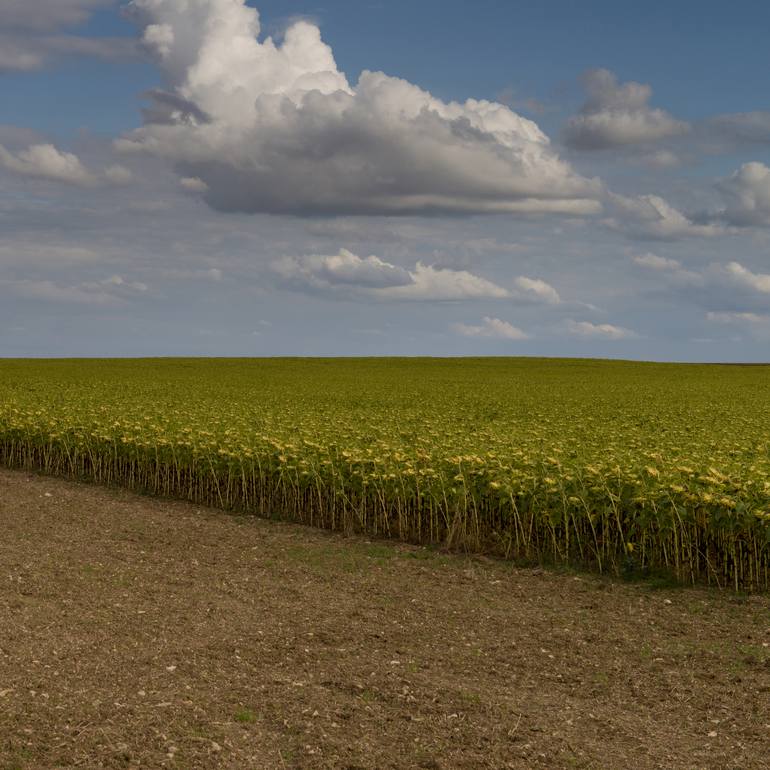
(0, 469, 768, 770)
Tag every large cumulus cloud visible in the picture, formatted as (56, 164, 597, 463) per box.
(117, 0, 602, 217)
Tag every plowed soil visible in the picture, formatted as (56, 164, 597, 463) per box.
(0, 468, 768, 769)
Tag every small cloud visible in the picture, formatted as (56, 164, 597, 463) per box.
(104, 164, 133, 184)
(632, 252, 682, 271)
(564, 68, 688, 151)
(321, 249, 412, 288)
(0, 143, 135, 186)
(723, 261, 770, 294)
(206, 268, 223, 281)
(707, 311, 770, 325)
(383, 263, 509, 301)
(632, 252, 713, 287)
(180, 176, 209, 193)
(4, 274, 149, 305)
(273, 249, 510, 301)
(452, 317, 529, 340)
(274, 249, 412, 291)
(0, 142, 96, 185)
(631, 252, 705, 286)
(604, 192, 723, 240)
(513, 276, 561, 304)
(566, 319, 636, 340)
(706, 311, 770, 340)
(634, 149, 682, 169)
(99, 275, 148, 292)
(716, 162, 770, 227)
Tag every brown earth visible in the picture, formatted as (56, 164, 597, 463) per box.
(0, 468, 768, 770)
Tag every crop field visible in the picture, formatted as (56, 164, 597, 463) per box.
(1, 358, 769, 590)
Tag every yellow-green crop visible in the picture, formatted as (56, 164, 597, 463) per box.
(1, 357, 769, 589)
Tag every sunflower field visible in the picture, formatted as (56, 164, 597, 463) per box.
(2, 357, 769, 589)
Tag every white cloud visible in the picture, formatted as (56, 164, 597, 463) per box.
(117, 0, 602, 217)
(320, 249, 412, 288)
(272, 249, 510, 300)
(566, 319, 636, 340)
(274, 249, 412, 291)
(627, 256, 770, 299)
(564, 69, 688, 150)
(384, 263, 510, 300)
(95, 275, 149, 292)
(632, 252, 681, 271)
(717, 162, 770, 227)
(452, 317, 529, 340)
(631, 251, 705, 286)
(179, 176, 208, 192)
(275, 249, 561, 303)
(0, 143, 134, 186)
(0, 143, 97, 185)
(104, 164, 133, 184)
(604, 193, 723, 240)
(513, 276, 560, 304)
(724, 261, 770, 294)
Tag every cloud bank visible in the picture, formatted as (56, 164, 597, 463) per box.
(117, 0, 602, 217)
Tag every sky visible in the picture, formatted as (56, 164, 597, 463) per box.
(1, 0, 769, 360)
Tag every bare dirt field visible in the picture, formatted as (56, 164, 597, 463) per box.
(0, 468, 768, 769)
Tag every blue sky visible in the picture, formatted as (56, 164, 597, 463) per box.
(1, 0, 769, 359)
